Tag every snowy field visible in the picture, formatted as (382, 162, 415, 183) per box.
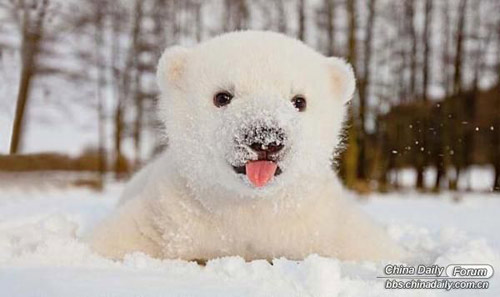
(0, 182, 499, 297)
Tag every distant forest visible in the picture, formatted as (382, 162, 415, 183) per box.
(1, 0, 499, 191)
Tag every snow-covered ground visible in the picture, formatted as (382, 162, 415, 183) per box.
(0, 182, 499, 297)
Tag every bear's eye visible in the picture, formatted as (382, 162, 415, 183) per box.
(213, 91, 233, 107)
(291, 95, 307, 112)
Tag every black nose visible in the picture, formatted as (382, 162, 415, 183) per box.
(241, 124, 286, 158)
(250, 142, 284, 154)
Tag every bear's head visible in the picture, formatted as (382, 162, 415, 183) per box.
(157, 31, 355, 204)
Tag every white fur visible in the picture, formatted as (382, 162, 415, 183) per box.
(89, 31, 403, 261)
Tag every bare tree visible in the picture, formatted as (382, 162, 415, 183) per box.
(93, 0, 107, 182)
(421, 0, 434, 190)
(346, 0, 356, 69)
(342, 0, 358, 188)
(297, 0, 306, 41)
(131, 0, 145, 167)
(223, 0, 249, 31)
(404, 0, 418, 99)
(110, 4, 128, 178)
(452, 0, 467, 95)
(448, 0, 468, 190)
(9, 0, 49, 154)
(316, 0, 336, 56)
(403, 0, 426, 189)
(276, 0, 288, 33)
(325, 0, 335, 56)
(422, 0, 433, 102)
(441, 0, 452, 97)
(152, 0, 168, 54)
(356, 0, 376, 181)
(492, 14, 500, 191)
(420, 0, 443, 191)
(193, 0, 204, 41)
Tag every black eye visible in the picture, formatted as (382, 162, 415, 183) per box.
(291, 95, 307, 112)
(213, 91, 233, 107)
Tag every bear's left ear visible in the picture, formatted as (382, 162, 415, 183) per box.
(157, 46, 191, 92)
(326, 57, 356, 104)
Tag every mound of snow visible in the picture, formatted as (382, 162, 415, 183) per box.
(0, 185, 499, 297)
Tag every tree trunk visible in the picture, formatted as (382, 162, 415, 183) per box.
(356, 0, 375, 181)
(297, 0, 306, 41)
(342, 0, 358, 189)
(111, 11, 126, 179)
(453, 0, 467, 95)
(194, 1, 203, 42)
(10, 35, 36, 154)
(131, 0, 144, 168)
(422, 0, 433, 102)
(449, 167, 461, 191)
(224, 0, 249, 31)
(494, 43, 500, 191)
(442, 0, 451, 97)
(448, 0, 468, 190)
(10, 0, 48, 154)
(276, 0, 287, 33)
(416, 165, 424, 189)
(494, 164, 500, 192)
(418, 0, 432, 190)
(346, 0, 357, 71)
(325, 0, 335, 56)
(94, 2, 106, 183)
(343, 116, 359, 189)
(405, 0, 418, 98)
(433, 158, 444, 192)
(153, 0, 167, 53)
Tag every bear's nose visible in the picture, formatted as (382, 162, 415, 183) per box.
(250, 142, 284, 155)
(240, 124, 287, 158)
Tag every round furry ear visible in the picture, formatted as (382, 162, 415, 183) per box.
(327, 57, 356, 104)
(157, 46, 191, 92)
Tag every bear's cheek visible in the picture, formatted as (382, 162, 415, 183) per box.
(297, 111, 339, 153)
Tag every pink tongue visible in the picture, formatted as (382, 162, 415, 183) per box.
(246, 160, 278, 187)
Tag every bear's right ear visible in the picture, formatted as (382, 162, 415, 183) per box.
(157, 46, 191, 92)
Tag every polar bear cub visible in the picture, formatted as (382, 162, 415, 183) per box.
(89, 31, 403, 262)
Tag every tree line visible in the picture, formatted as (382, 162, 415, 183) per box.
(1, 0, 499, 191)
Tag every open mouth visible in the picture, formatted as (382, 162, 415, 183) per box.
(233, 160, 282, 188)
